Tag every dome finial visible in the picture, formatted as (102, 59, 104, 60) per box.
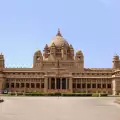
(56, 28, 62, 37)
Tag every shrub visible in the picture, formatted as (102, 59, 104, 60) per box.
(92, 93, 99, 97)
(17, 92, 24, 96)
(100, 93, 108, 97)
(10, 92, 16, 96)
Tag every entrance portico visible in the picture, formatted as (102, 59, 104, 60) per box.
(44, 66, 73, 93)
(46, 77, 72, 93)
(47, 77, 68, 90)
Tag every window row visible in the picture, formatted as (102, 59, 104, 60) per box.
(72, 73, 111, 76)
(72, 83, 111, 89)
(6, 79, 44, 82)
(5, 72, 45, 75)
(6, 83, 44, 89)
(73, 79, 111, 83)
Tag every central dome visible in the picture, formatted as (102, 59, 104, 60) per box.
(49, 29, 69, 47)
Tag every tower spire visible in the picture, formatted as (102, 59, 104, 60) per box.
(56, 28, 62, 37)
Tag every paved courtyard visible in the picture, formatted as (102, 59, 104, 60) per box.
(0, 97, 120, 120)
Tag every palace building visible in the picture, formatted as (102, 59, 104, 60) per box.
(0, 29, 120, 95)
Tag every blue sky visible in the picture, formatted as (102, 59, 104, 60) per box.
(0, 0, 120, 68)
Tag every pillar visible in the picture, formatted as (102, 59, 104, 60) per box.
(55, 78, 56, 89)
(40, 79, 41, 89)
(112, 79, 116, 95)
(60, 78, 62, 89)
(101, 78, 102, 93)
(0, 72, 5, 93)
(49, 78, 51, 89)
(66, 78, 67, 90)
(95, 79, 97, 93)
(69, 77, 73, 93)
(86, 78, 87, 93)
(44, 77, 48, 93)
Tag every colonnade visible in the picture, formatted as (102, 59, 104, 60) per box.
(47, 77, 69, 90)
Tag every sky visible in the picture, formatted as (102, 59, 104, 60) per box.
(0, 0, 120, 68)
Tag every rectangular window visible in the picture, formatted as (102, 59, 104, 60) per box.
(107, 84, 111, 88)
(82, 83, 86, 88)
(97, 84, 101, 88)
(102, 84, 106, 88)
(87, 84, 91, 88)
(73, 83, 76, 88)
(92, 84, 96, 88)
(21, 83, 24, 88)
(11, 83, 14, 88)
(26, 83, 29, 88)
(77, 83, 81, 88)
(41, 83, 44, 88)
(36, 83, 40, 88)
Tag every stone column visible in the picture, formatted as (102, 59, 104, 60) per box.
(44, 77, 48, 93)
(81, 78, 82, 89)
(69, 77, 73, 93)
(55, 78, 56, 89)
(86, 78, 87, 93)
(49, 78, 51, 89)
(105, 78, 107, 89)
(29, 79, 31, 90)
(60, 78, 62, 90)
(40, 79, 41, 89)
(34, 79, 36, 89)
(66, 78, 67, 90)
(112, 77, 120, 95)
(101, 78, 102, 93)
(9, 79, 11, 91)
(0, 78, 4, 93)
(112, 79, 116, 95)
(14, 79, 16, 89)
(96, 79, 97, 93)
(24, 79, 26, 93)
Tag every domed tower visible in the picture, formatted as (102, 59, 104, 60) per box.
(0, 53, 4, 68)
(75, 50, 84, 69)
(33, 50, 43, 68)
(49, 29, 69, 48)
(112, 54, 119, 69)
(48, 28, 71, 60)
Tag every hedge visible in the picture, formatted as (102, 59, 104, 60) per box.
(6, 92, 108, 97)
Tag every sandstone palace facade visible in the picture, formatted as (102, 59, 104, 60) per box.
(0, 29, 120, 95)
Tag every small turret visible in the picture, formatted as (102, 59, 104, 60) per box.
(0, 53, 5, 68)
(75, 50, 84, 69)
(69, 44, 74, 59)
(33, 50, 43, 68)
(43, 44, 49, 58)
(50, 42, 56, 60)
(112, 54, 119, 69)
(61, 43, 67, 60)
